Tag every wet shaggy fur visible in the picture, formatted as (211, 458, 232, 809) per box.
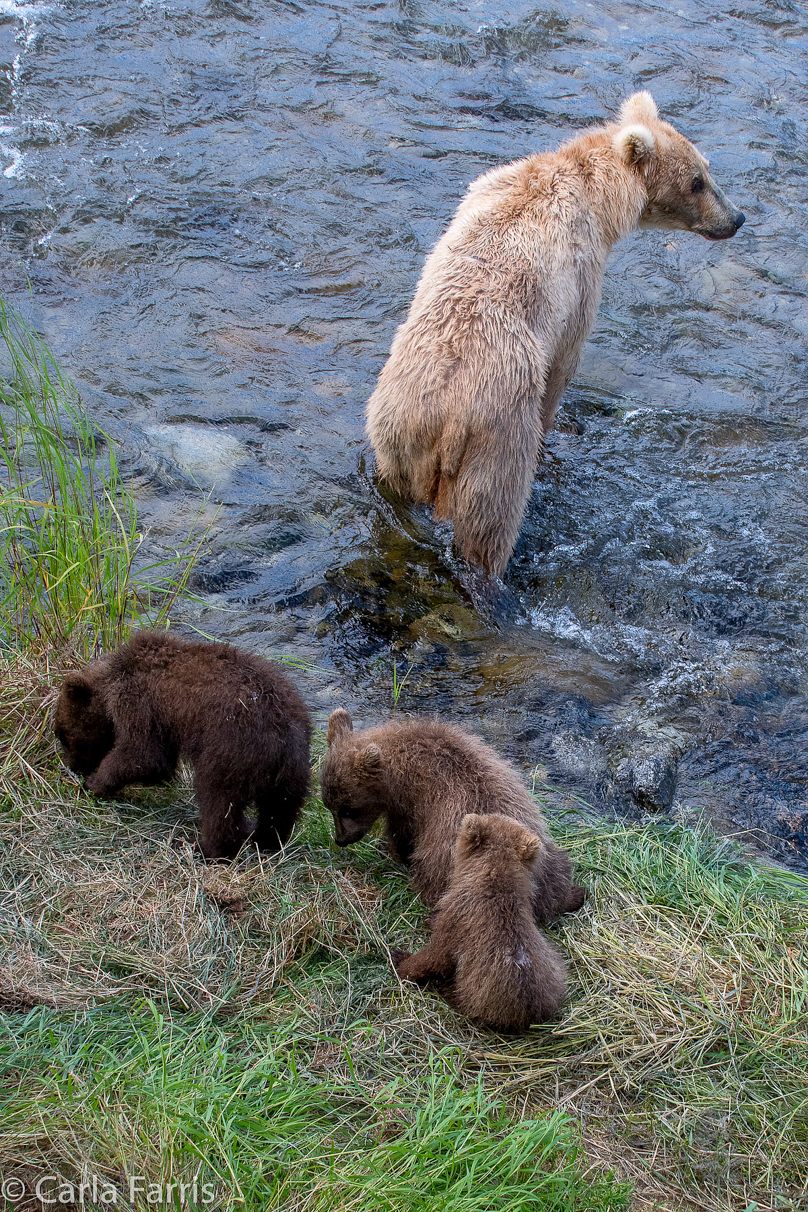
(366, 91, 745, 576)
(321, 710, 584, 924)
(54, 631, 312, 859)
(394, 814, 568, 1030)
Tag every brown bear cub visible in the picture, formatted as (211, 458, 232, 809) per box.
(394, 814, 568, 1030)
(54, 630, 312, 859)
(321, 710, 584, 924)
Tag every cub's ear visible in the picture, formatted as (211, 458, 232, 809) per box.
(619, 90, 658, 125)
(326, 708, 353, 746)
(458, 813, 486, 851)
(614, 124, 656, 166)
(360, 742, 382, 773)
(519, 834, 543, 864)
(61, 671, 94, 704)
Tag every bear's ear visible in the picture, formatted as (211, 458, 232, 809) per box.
(360, 742, 382, 773)
(519, 833, 543, 864)
(61, 671, 93, 704)
(619, 91, 658, 125)
(614, 124, 656, 166)
(459, 813, 486, 851)
(326, 708, 353, 746)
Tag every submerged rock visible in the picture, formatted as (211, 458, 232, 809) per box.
(614, 742, 680, 813)
(145, 424, 250, 488)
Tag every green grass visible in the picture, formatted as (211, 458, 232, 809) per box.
(0, 299, 201, 657)
(1, 1009, 625, 1211)
(537, 818, 808, 1205)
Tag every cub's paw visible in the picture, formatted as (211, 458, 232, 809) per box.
(390, 948, 411, 972)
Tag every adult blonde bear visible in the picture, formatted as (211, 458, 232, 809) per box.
(366, 93, 745, 577)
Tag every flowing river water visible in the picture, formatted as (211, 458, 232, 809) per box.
(1, 0, 806, 866)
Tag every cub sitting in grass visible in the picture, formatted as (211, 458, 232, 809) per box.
(321, 710, 584, 924)
(54, 630, 312, 859)
(394, 813, 568, 1030)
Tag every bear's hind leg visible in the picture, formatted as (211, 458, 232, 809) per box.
(441, 427, 540, 578)
(531, 847, 585, 924)
(564, 884, 586, 913)
(393, 937, 455, 985)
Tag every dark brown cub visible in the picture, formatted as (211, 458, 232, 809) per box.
(54, 630, 312, 859)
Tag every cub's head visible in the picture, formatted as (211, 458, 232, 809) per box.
(54, 671, 115, 775)
(456, 813, 542, 866)
(321, 709, 387, 847)
(614, 91, 745, 240)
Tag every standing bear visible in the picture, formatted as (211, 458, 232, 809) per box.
(54, 630, 312, 859)
(320, 709, 584, 924)
(366, 92, 745, 576)
(394, 813, 568, 1030)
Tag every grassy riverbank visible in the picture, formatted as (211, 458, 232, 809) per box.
(1, 308, 807, 1211)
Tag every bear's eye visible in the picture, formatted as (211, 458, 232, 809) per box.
(691, 175, 706, 194)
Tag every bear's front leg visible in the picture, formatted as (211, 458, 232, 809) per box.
(539, 335, 587, 437)
(84, 744, 169, 797)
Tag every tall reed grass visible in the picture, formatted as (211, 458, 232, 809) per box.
(0, 299, 199, 657)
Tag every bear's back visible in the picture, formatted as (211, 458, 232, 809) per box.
(103, 631, 310, 742)
(366, 717, 544, 831)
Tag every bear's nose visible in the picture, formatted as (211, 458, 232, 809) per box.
(734, 211, 746, 231)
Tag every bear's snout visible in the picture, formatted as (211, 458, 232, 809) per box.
(333, 817, 367, 846)
(704, 208, 745, 240)
(698, 181, 746, 241)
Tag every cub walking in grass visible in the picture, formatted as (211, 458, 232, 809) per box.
(321, 709, 584, 924)
(394, 813, 568, 1030)
(54, 630, 311, 859)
